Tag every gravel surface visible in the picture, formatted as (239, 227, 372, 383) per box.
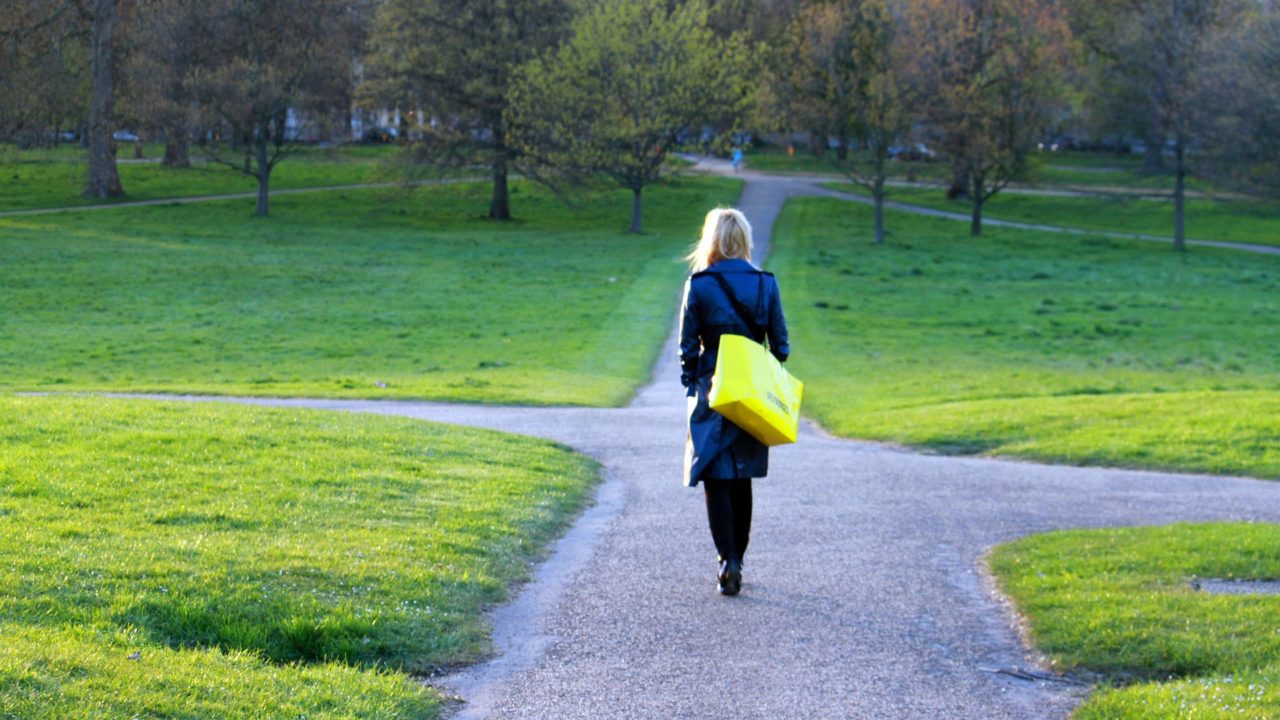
(1193, 579, 1280, 596)
(105, 172, 1280, 719)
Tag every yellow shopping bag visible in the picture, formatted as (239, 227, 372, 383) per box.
(708, 334, 804, 446)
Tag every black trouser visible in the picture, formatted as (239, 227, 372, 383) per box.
(703, 478, 752, 563)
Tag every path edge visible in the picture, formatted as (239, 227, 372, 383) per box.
(428, 461, 630, 719)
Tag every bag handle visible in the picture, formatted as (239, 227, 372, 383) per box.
(707, 272, 766, 345)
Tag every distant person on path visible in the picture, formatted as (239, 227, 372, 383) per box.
(679, 208, 790, 596)
(731, 147, 744, 173)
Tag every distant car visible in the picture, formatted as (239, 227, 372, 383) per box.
(56, 130, 78, 142)
(1038, 136, 1076, 152)
(112, 130, 139, 142)
(888, 143, 937, 161)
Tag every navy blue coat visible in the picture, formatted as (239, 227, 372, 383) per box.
(679, 258, 790, 486)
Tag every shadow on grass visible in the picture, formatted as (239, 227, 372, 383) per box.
(114, 583, 397, 668)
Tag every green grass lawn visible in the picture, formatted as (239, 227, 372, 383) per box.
(746, 144, 1192, 191)
(743, 145, 952, 182)
(0, 177, 739, 404)
(0, 144, 418, 212)
(1028, 150, 1208, 191)
(990, 523, 1280, 718)
(879, 185, 1280, 248)
(769, 197, 1280, 478)
(0, 394, 600, 717)
(1035, 158, 1169, 190)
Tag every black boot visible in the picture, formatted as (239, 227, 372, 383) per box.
(718, 557, 742, 596)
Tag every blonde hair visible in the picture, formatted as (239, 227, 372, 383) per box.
(687, 207, 753, 272)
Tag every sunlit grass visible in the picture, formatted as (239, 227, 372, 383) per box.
(0, 144, 413, 212)
(0, 395, 600, 716)
(769, 197, 1280, 477)
(883, 185, 1280, 248)
(991, 523, 1280, 718)
(0, 177, 739, 404)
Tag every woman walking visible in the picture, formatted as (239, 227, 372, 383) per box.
(679, 207, 789, 596)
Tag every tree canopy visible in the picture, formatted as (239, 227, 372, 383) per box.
(773, 0, 908, 244)
(362, 0, 573, 220)
(904, 0, 1075, 236)
(3, 0, 1279, 242)
(507, 0, 756, 233)
(188, 0, 358, 216)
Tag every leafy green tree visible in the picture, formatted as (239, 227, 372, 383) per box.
(121, 0, 202, 167)
(1067, 0, 1246, 250)
(904, 0, 1074, 236)
(362, 0, 573, 221)
(188, 0, 357, 217)
(1066, 0, 1171, 173)
(0, 0, 87, 151)
(2, 0, 126, 194)
(508, 0, 755, 233)
(1197, 3, 1280, 198)
(776, 0, 910, 244)
(777, 2, 861, 162)
(1111, 0, 1241, 251)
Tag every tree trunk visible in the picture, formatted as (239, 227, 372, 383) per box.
(873, 157, 886, 245)
(970, 198, 984, 236)
(255, 137, 270, 217)
(84, 0, 124, 199)
(969, 174, 985, 236)
(836, 132, 849, 161)
(808, 129, 824, 156)
(489, 129, 511, 221)
(874, 193, 885, 245)
(1173, 139, 1186, 252)
(133, 138, 143, 159)
(948, 163, 971, 200)
(162, 122, 190, 168)
(1143, 134, 1166, 173)
(629, 186, 643, 234)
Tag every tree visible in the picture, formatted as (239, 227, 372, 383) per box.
(361, 0, 573, 221)
(3, 0, 127, 193)
(0, 1, 87, 150)
(1066, 0, 1170, 171)
(1198, 3, 1280, 197)
(189, 0, 357, 216)
(83, 0, 125, 198)
(1115, 0, 1240, 251)
(905, 0, 1074, 236)
(122, 0, 203, 168)
(508, 0, 755, 233)
(776, 0, 910, 244)
(777, 3, 861, 162)
(707, 0, 802, 42)
(1067, 0, 1243, 250)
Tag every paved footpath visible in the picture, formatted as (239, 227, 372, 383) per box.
(120, 174, 1280, 718)
(687, 156, 1280, 256)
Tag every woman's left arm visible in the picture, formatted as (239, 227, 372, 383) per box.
(678, 278, 701, 395)
(767, 275, 790, 363)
